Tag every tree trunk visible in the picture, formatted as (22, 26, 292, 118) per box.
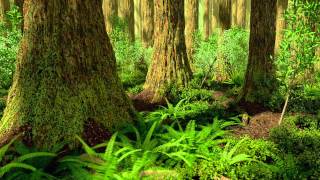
(203, 0, 211, 39)
(141, 0, 154, 47)
(134, 0, 141, 39)
(143, 0, 192, 103)
(241, 0, 277, 104)
(102, 0, 118, 34)
(246, 0, 251, 29)
(0, 0, 134, 151)
(14, 0, 24, 32)
(275, 0, 288, 54)
(0, 0, 10, 23)
(236, 0, 246, 28)
(211, 0, 220, 30)
(232, 0, 237, 27)
(219, 0, 232, 31)
(118, 0, 135, 41)
(185, 0, 199, 62)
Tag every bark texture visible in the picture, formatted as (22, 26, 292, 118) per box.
(219, 0, 232, 31)
(102, 0, 118, 34)
(236, 0, 246, 28)
(242, 0, 277, 103)
(141, 0, 154, 47)
(203, 0, 211, 39)
(185, 0, 199, 62)
(275, 0, 288, 54)
(118, 0, 135, 41)
(232, 0, 237, 26)
(0, 0, 10, 22)
(0, 0, 134, 151)
(143, 0, 192, 103)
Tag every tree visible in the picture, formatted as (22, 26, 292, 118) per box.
(211, 0, 220, 30)
(219, 0, 232, 31)
(102, 0, 118, 34)
(14, 0, 24, 32)
(0, 0, 134, 151)
(232, 0, 237, 26)
(241, 0, 277, 104)
(118, 0, 135, 41)
(236, 0, 246, 28)
(141, 0, 154, 47)
(185, 0, 199, 62)
(203, 0, 211, 39)
(143, 0, 192, 103)
(0, 0, 10, 23)
(275, 0, 288, 54)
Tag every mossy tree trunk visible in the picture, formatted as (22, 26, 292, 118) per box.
(143, 0, 192, 103)
(203, 0, 211, 39)
(141, 0, 154, 47)
(232, 0, 237, 27)
(275, 0, 288, 54)
(185, 0, 199, 62)
(236, 0, 246, 28)
(102, 0, 118, 34)
(219, 0, 232, 31)
(0, 0, 134, 151)
(0, 0, 10, 23)
(241, 0, 277, 104)
(211, 0, 220, 30)
(118, 0, 135, 41)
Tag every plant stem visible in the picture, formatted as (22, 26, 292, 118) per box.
(279, 92, 290, 125)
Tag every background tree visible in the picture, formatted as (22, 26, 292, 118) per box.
(203, 0, 211, 39)
(219, 0, 232, 31)
(102, 0, 118, 34)
(141, 0, 154, 47)
(241, 0, 277, 104)
(118, 0, 135, 41)
(143, 0, 192, 103)
(185, 0, 199, 62)
(232, 0, 238, 26)
(211, 0, 220, 30)
(13, 0, 24, 32)
(275, 0, 288, 54)
(236, 0, 246, 28)
(0, 0, 10, 23)
(0, 0, 134, 151)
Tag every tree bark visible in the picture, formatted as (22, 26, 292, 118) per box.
(275, 0, 288, 54)
(0, 0, 134, 151)
(102, 0, 118, 34)
(141, 0, 154, 47)
(203, 0, 211, 39)
(14, 0, 24, 32)
(241, 0, 277, 104)
(211, 0, 220, 30)
(143, 0, 192, 103)
(118, 0, 135, 41)
(219, 0, 232, 31)
(232, 0, 237, 27)
(185, 0, 199, 62)
(0, 0, 10, 23)
(236, 0, 246, 28)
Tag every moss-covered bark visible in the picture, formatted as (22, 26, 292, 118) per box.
(143, 0, 192, 103)
(0, 0, 134, 151)
(118, 0, 135, 41)
(241, 0, 277, 104)
(141, 0, 154, 47)
(185, 0, 199, 62)
(102, 0, 118, 34)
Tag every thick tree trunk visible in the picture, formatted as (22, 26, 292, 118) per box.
(219, 0, 232, 31)
(0, 0, 10, 23)
(102, 0, 118, 34)
(143, 0, 192, 103)
(185, 0, 199, 62)
(236, 0, 246, 28)
(0, 0, 134, 151)
(232, 0, 237, 27)
(275, 0, 288, 54)
(211, 0, 220, 30)
(141, 0, 154, 47)
(118, 0, 135, 41)
(203, 0, 211, 39)
(241, 0, 277, 104)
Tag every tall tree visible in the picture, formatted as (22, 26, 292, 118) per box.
(241, 0, 277, 104)
(141, 0, 154, 47)
(0, 0, 134, 151)
(236, 0, 246, 28)
(118, 0, 135, 41)
(219, 0, 232, 31)
(185, 0, 199, 62)
(14, 0, 24, 32)
(102, 0, 118, 34)
(211, 0, 220, 30)
(275, 0, 288, 54)
(203, 0, 211, 39)
(0, 0, 10, 23)
(232, 0, 238, 26)
(143, 0, 192, 103)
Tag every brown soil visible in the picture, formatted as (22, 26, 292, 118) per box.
(82, 119, 112, 147)
(233, 111, 281, 139)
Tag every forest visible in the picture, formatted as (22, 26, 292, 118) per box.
(0, 0, 319, 179)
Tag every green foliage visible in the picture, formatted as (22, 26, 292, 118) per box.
(0, 6, 22, 90)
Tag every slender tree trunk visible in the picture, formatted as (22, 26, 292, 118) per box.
(241, 0, 277, 104)
(141, 0, 154, 47)
(203, 0, 211, 39)
(13, 0, 24, 32)
(246, 0, 251, 29)
(118, 0, 135, 41)
(102, 0, 118, 34)
(0, 0, 10, 23)
(134, 0, 141, 39)
(232, 0, 238, 27)
(275, 0, 288, 54)
(0, 0, 134, 151)
(185, 0, 199, 62)
(143, 0, 192, 103)
(211, 0, 220, 30)
(236, 0, 246, 28)
(219, 0, 232, 31)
